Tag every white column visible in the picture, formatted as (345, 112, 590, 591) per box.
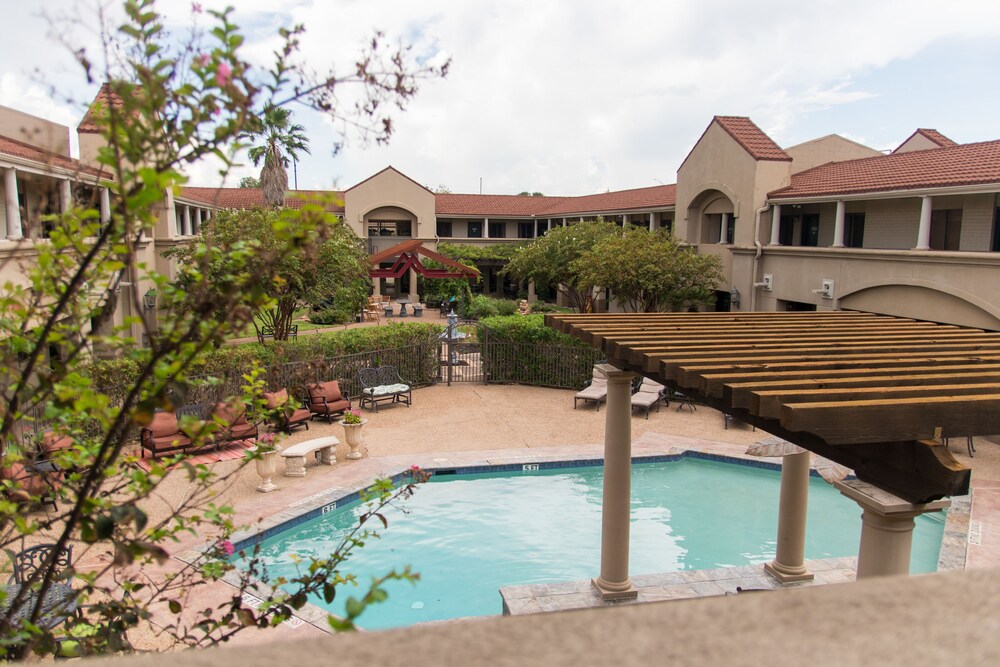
(100, 187, 111, 224)
(60, 179, 73, 213)
(182, 205, 192, 236)
(915, 196, 932, 250)
(832, 200, 846, 248)
(592, 365, 638, 601)
(836, 479, 949, 579)
(648, 212, 655, 232)
(408, 267, 418, 303)
(3, 168, 22, 239)
(194, 208, 202, 235)
(484, 217, 490, 239)
(763, 451, 814, 583)
(720, 213, 729, 244)
(769, 204, 781, 245)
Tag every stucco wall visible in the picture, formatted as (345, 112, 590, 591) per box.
(343, 168, 435, 241)
(0, 105, 71, 156)
(785, 134, 882, 174)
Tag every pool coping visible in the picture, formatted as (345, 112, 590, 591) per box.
(175, 436, 971, 633)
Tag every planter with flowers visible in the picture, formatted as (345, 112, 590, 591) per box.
(253, 432, 281, 492)
(338, 409, 368, 460)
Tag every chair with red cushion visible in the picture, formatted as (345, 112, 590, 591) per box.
(139, 412, 194, 458)
(1, 461, 63, 510)
(211, 401, 259, 443)
(306, 380, 352, 423)
(262, 388, 311, 434)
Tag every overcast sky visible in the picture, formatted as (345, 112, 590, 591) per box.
(4, 0, 1000, 196)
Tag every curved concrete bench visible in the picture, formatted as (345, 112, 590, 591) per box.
(280, 435, 339, 477)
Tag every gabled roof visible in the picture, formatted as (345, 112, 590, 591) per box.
(78, 83, 130, 134)
(179, 187, 344, 212)
(345, 166, 434, 195)
(713, 116, 792, 162)
(769, 139, 1000, 200)
(0, 133, 105, 177)
(892, 128, 957, 153)
(434, 184, 676, 217)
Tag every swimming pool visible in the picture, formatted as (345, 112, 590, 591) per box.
(235, 456, 946, 630)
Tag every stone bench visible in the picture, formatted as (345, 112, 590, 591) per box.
(280, 435, 339, 477)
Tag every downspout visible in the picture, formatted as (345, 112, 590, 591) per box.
(750, 202, 771, 312)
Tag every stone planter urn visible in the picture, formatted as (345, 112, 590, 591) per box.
(339, 420, 368, 459)
(254, 447, 280, 492)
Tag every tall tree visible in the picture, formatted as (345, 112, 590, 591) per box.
(242, 105, 311, 207)
(500, 219, 619, 312)
(575, 227, 724, 312)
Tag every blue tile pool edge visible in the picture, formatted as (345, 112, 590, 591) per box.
(177, 446, 970, 633)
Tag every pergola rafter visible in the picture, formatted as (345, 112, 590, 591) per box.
(545, 311, 997, 503)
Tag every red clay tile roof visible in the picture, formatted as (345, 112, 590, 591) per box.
(179, 187, 344, 212)
(769, 139, 1000, 200)
(78, 83, 131, 134)
(713, 116, 792, 162)
(892, 128, 958, 154)
(0, 134, 105, 177)
(435, 185, 676, 217)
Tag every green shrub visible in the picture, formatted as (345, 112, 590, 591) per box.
(476, 314, 586, 345)
(465, 295, 519, 320)
(530, 302, 573, 314)
(309, 306, 354, 326)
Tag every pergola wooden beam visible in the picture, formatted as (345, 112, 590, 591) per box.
(369, 240, 479, 280)
(545, 311, 986, 502)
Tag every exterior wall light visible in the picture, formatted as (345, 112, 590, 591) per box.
(730, 287, 740, 310)
(143, 288, 157, 311)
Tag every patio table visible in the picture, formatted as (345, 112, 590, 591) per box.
(396, 298, 411, 317)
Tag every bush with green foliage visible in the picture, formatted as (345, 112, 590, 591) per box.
(476, 315, 598, 388)
(464, 295, 519, 319)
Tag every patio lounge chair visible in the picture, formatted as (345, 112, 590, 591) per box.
(574, 367, 608, 410)
(306, 380, 352, 423)
(631, 377, 666, 419)
(263, 389, 311, 434)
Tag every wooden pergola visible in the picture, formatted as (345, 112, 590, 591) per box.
(544, 310, 1000, 503)
(369, 240, 479, 280)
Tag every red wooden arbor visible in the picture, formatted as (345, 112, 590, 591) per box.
(369, 240, 479, 280)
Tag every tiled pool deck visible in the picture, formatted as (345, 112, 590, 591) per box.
(174, 431, 972, 634)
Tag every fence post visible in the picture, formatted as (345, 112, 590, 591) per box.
(482, 327, 489, 385)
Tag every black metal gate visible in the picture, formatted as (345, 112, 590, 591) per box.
(439, 318, 484, 384)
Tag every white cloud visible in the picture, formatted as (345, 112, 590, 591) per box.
(4, 0, 1000, 194)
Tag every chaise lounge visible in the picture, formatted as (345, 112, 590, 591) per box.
(631, 377, 666, 418)
(574, 367, 608, 410)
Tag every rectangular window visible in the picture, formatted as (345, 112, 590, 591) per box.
(467, 220, 482, 238)
(661, 218, 673, 235)
(518, 222, 534, 239)
(993, 208, 1000, 252)
(436, 220, 452, 237)
(726, 216, 736, 244)
(801, 214, 820, 247)
(779, 215, 795, 246)
(845, 213, 865, 248)
(488, 221, 505, 238)
(930, 209, 962, 251)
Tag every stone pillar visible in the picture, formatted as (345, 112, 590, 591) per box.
(915, 196, 932, 250)
(769, 204, 781, 245)
(182, 205, 192, 236)
(832, 200, 846, 248)
(3, 168, 22, 240)
(649, 212, 655, 232)
(527, 280, 537, 304)
(100, 186, 111, 224)
(835, 479, 949, 579)
(60, 179, 73, 213)
(408, 267, 419, 303)
(592, 365, 638, 601)
(194, 207, 202, 235)
(484, 217, 490, 239)
(372, 277, 381, 297)
(720, 213, 729, 244)
(764, 451, 814, 582)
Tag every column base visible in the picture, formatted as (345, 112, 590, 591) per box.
(591, 577, 638, 601)
(763, 561, 814, 583)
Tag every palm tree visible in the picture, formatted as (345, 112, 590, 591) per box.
(243, 105, 310, 207)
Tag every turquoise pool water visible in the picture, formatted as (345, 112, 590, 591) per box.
(238, 458, 946, 630)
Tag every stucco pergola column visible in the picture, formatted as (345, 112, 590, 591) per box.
(3, 168, 22, 240)
(763, 451, 814, 583)
(769, 204, 781, 245)
(592, 365, 638, 601)
(527, 280, 537, 304)
(832, 200, 846, 248)
(835, 479, 949, 579)
(720, 213, 729, 244)
(408, 267, 419, 303)
(648, 212, 655, 232)
(182, 205, 192, 236)
(100, 186, 111, 225)
(915, 196, 932, 250)
(60, 179, 73, 213)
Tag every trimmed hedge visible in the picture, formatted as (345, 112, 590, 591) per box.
(476, 315, 599, 388)
(476, 314, 587, 346)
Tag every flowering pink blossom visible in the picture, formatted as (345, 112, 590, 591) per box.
(215, 62, 232, 87)
(217, 539, 235, 556)
(192, 3, 203, 13)
(194, 54, 210, 68)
